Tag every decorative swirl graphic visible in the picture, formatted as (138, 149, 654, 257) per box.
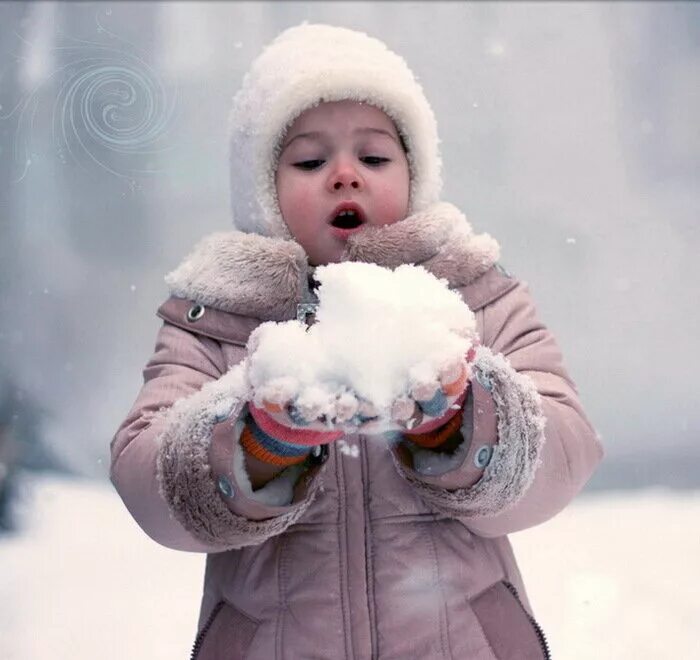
(53, 50, 178, 177)
(1, 8, 180, 181)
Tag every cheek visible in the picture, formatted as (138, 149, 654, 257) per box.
(278, 178, 314, 219)
(277, 182, 322, 246)
(376, 175, 410, 224)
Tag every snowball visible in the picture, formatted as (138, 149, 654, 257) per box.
(246, 262, 477, 417)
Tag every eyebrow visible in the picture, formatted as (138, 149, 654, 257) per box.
(282, 127, 399, 149)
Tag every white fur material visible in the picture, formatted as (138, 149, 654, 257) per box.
(155, 362, 321, 542)
(228, 24, 442, 238)
(165, 202, 500, 321)
(164, 231, 310, 321)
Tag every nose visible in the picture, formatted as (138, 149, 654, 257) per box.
(326, 158, 364, 192)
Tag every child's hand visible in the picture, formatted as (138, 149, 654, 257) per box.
(247, 399, 344, 447)
(251, 342, 478, 436)
(251, 378, 378, 435)
(388, 342, 478, 436)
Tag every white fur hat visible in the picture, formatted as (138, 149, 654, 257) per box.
(228, 23, 443, 238)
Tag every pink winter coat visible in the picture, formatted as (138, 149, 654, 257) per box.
(111, 204, 602, 659)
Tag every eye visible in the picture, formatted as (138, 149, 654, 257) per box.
(293, 159, 325, 171)
(361, 156, 390, 166)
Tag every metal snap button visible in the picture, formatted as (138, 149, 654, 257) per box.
(187, 304, 205, 322)
(474, 445, 494, 469)
(217, 475, 234, 498)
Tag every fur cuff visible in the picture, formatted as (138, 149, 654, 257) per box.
(155, 364, 320, 549)
(392, 346, 545, 517)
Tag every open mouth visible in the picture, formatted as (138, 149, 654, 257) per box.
(331, 209, 364, 229)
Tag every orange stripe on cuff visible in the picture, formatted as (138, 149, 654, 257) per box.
(408, 409, 464, 449)
(240, 425, 310, 467)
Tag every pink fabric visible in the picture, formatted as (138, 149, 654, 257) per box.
(111, 268, 602, 658)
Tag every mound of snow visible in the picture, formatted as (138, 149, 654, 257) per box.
(248, 261, 476, 421)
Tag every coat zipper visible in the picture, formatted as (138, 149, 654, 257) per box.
(360, 436, 377, 659)
(297, 272, 320, 326)
(503, 581, 551, 660)
(335, 441, 356, 659)
(190, 600, 224, 660)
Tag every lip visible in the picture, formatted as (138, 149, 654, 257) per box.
(327, 201, 367, 240)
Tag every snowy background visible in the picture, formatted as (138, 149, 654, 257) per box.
(2, 474, 698, 659)
(1, 1, 698, 658)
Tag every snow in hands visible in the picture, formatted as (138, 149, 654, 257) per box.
(246, 262, 478, 433)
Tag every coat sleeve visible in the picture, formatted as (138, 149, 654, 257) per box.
(110, 322, 328, 553)
(389, 280, 603, 537)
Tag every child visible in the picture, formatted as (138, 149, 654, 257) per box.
(111, 24, 603, 659)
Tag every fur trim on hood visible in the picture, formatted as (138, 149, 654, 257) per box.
(165, 202, 500, 321)
(228, 23, 441, 238)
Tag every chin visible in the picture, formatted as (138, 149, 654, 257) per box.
(311, 256, 340, 267)
(309, 244, 345, 267)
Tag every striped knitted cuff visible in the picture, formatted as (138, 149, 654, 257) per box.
(240, 413, 311, 467)
(249, 402, 344, 447)
(406, 408, 464, 450)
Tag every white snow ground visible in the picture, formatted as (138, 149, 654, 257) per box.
(1, 474, 698, 660)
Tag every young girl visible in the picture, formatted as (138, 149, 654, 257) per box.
(111, 24, 602, 659)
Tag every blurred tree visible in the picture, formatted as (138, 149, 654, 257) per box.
(0, 369, 71, 531)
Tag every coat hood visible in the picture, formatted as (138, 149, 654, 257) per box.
(228, 23, 442, 239)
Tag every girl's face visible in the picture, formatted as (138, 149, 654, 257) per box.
(275, 100, 410, 266)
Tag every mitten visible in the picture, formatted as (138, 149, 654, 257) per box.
(241, 403, 342, 467)
(400, 342, 479, 445)
(247, 342, 478, 439)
